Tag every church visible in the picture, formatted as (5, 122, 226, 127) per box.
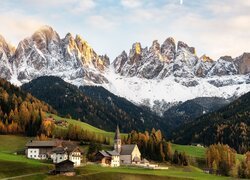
(95, 126, 141, 167)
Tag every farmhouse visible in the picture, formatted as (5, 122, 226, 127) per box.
(95, 150, 120, 167)
(26, 140, 82, 166)
(51, 141, 82, 166)
(26, 140, 57, 160)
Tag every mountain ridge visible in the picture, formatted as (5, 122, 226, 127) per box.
(0, 25, 250, 114)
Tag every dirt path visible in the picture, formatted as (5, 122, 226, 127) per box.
(1, 173, 44, 180)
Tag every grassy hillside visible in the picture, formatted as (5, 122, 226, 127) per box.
(49, 114, 127, 143)
(0, 135, 53, 179)
(172, 144, 206, 159)
(0, 135, 32, 153)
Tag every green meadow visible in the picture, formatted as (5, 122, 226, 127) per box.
(0, 115, 246, 180)
(172, 144, 206, 159)
(0, 135, 53, 179)
(49, 114, 127, 143)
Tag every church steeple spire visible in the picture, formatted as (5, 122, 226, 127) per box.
(114, 125, 121, 140)
(114, 125, 121, 153)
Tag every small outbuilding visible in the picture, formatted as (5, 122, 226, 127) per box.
(54, 160, 75, 176)
(95, 150, 120, 167)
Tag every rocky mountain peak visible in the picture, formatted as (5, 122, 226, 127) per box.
(0, 34, 14, 80)
(150, 40, 160, 52)
(0, 34, 15, 57)
(32, 25, 60, 43)
(128, 42, 142, 65)
(113, 50, 128, 73)
(161, 37, 176, 62)
(63, 33, 78, 51)
(0, 34, 6, 45)
(177, 41, 195, 54)
(219, 55, 233, 62)
(234, 53, 250, 74)
(131, 42, 142, 55)
(74, 34, 94, 64)
(200, 54, 213, 63)
(99, 54, 110, 67)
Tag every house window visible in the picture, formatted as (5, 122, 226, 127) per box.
(60, 157, 62, 159)
(30, 151, 32, 153)
(34, 155, 36, 157)
(34, 151, 36, 153)
(30, 155, 32, 158)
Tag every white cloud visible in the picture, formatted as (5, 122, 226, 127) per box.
(87, 15, 117, 30)
(71, 0, 96, 13)
(119, 0, 250, 59)
(121, 0, 143, 8)
(0, 0, 249, 60)
(23, 0, 96, 13)
(0, 11, 45, 45)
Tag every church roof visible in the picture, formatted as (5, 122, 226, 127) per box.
(114, 125, 121, 140)
(98, 150, 119, 157)
(99, 150, 110, 157)
(120, 144, 136, 155)
(106, 150, 119, 156)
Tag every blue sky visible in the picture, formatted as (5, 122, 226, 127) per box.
(0, 0, 249, 60)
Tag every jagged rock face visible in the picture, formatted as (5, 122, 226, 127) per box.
(161, 37, 176, 62)
(0, 35, 15, 80)
(194, 55, 214, 77)
(235, 53, 250, 74)
(208, 58, 238, 76)
(173, 41, 198, 78)
(113, 51, 128, 73)
(113, 41, 168, 79)
(113, 38, 250, 80)
(11, 26, 109, 84)
(113, 39, 202, 79)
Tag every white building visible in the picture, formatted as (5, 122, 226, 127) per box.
(26, 140, 82, 166)
(26, 140, 57, 160)
(51, 141, 82, 167)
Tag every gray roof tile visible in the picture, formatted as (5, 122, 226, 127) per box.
(120, 144, 136, 155)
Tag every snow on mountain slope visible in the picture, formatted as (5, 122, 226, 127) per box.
(0, 35, 15, 81)
(102, 67, 250, 113)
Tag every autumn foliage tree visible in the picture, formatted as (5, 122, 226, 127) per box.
(0, 78, 56, 136)
(125, 129, 188, 165)
(206, 144, 236, 176)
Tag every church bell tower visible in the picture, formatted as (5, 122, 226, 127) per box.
(114, 125, 121, 154)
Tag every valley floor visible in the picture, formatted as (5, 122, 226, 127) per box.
(0, 135, 233, 180)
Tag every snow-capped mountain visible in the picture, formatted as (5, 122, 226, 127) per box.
(7, 26, 109, 86)
(0, 25, 250, 114)
(0, 35, 15, 81)
(113, 38, 250, 78)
